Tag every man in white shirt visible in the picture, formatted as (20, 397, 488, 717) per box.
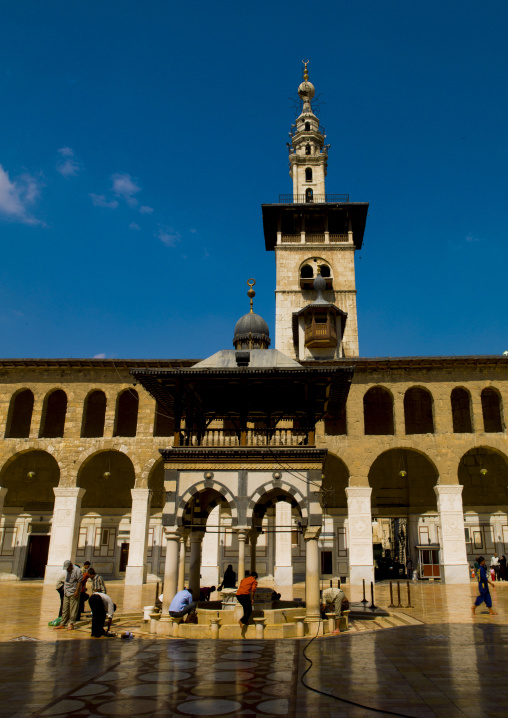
(491, 553, 500, 580)
(89, 591, 116, 638)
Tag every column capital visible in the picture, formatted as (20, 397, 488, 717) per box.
(345, 486, 372, 499)
(53, 487, 86, 499)
(236, 527, 249, 541)
(189, 530, 205, 544)
(304, 526, 321, 541)
(131, 488, 151, 501)
(434, 484, 464, 496)
(163, 526, 181, 543)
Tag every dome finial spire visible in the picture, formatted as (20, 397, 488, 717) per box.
(302, 59, 309, 81)
(247, 278, 256, 314)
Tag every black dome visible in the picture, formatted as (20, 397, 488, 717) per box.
(233, 312, 271, 349)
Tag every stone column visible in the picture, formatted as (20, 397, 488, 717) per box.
(44, 487, 86, 584)
(125, 488, 150, 585)
(189, 531, 204, 599)
(345, 486, 374, 585)
(177, 531, 188, 591)
(160, 527, 180, 617)
(274, 501, 293, 585)
(434, 485, 470, 583)
(250, 530, 258, 575)
(236, 527, 249, 581)
(304, 526, 321, 623)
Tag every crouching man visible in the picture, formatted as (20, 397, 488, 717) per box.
(169, 587, 198, 623)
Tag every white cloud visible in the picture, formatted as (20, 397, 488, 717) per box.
(466, 233, 480, 242)
(56, 147, 81, 178)
(190, 228, 197, 234)
(0, 164, 43, 225)
(139, 205, 154, 214)
(93, 353, 106, 359)
(156, 224, 181, 247)
(89, 193, 119, 209)
(129, 222, 141, 230)
(112, 173, 141, 206)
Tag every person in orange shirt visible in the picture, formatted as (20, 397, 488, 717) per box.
(236, 571, 258, 627)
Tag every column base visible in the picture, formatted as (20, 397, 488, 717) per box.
(125, 565, 147, 585)
(349, 565, 374, 586)
(155, 616, 172, 636)
(304, 618, 324, 636)
(442, 564, 471, 584)
(44, 564, 66, 585)
(274, 566, 293, 586)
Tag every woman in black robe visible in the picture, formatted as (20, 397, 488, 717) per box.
(499, 555, 507, 582)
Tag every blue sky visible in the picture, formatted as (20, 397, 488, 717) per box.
(1, 0, 507, 359)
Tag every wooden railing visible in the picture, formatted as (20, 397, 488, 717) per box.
(180, 429, 310, 447)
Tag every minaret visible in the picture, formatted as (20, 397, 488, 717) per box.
(262, 63, 369, 360)
(288, 61, 328, 201)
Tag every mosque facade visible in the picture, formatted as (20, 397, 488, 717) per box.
(1, 68, 507, 600)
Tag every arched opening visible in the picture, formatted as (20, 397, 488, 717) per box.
(305, 188, 313, 203)
(148, 459, 164, 510)
(363, 387, 394, 435)
(305, 122, 310, 131)
(300, 264, 313, 279)
(5, 389, 34, 438)
(319, 264, 331, 278)
(81, 390, 106, 438)
(0, 450, 60, 578)
(305, 143, 311, 155)
(146, 459, 165, 579)
(252, 487, 304, 581)
(305, 167, 313, 182)
(369, 449, 438, 580)
(321, 453, 349, 509)
(322, 454, 349, 579)
(154, 401, 174, 437)
(114, 390, 138, 437)
(404, 387, 434, 434)
(451, 387, 472, 433)
(481, 388, 504, 433)
(77, 450, 136, 577)
(39, 390, 67, 438)
(459, 447, 508, 561)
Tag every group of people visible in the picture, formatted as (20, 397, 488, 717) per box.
(54, 560, 116, 637)
(488, 553, 507, 581)
(165, 564, 260, 630)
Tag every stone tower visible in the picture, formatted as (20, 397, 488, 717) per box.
(262, 64, 368, 360)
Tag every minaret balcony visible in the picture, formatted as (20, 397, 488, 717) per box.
(179, 428, 313, 447)
(280, 232, 349, 245)
(304, 315, 338, 348)
(279, 193, 349, 204)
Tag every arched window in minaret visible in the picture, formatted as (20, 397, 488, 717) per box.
(305, 167, 312, 182)
(305, 143, 311, 155)
(305, 188, 313, 203)
(305, 122, 310, 131)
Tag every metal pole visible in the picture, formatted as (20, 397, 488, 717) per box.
(361, 578, 368, 604)
(330, 579, 333, 588)
(388, 581, 395, 608)
(396, 581, 402, 608)
(370, 581, 377, 610)
(405, 581, 413, 608)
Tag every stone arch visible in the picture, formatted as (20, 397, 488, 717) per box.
(77, 449, 135, 509)
(247, 480, 308, 525)
(39, 389, 68, 438)
(81, 389, 107, 438)
(147, 457, 164, 509)
(113, 389, 138, 437)
(321, 452, 349, 509)
(299, 257, 333, 290)
(0, 449, 60, 509)
(404, 386, 434, 434)
(481, 387, 504, 433)
(73, 444, 141, 477)
(458, 446, 508, 508)
(176, 481, 239, 527)
(5, 389, 34, 438)
(368, 448, 439, 513)
(451, 387, 473, 433)
(363, 386, 394, 435)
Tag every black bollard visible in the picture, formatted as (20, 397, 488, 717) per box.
(361, 578, 368, 604)
(396, 581, 402, 608)
(330, 579, 333, 588)
(405, 580, 413, 608)
(370, 581, 377, 610)
(388, 580, 395, 608)
(155, 581, 161, 608)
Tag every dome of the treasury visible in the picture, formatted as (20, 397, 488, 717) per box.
(233, 311, 271, 349)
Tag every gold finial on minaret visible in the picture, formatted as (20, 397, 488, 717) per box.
(302, 59, 309, 81)
(247, 278, 256, 314)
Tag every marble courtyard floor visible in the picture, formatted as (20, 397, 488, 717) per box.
(0, 580, 507, 717)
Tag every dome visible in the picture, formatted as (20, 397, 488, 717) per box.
(298, 80, 315, 101)
(233, 312, 271, 350)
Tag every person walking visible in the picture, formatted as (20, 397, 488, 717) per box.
(236, 571, 258, 629)
(89, 591, 116, 638)
(406, 557, 413, 580)
(472, 556, 497, 617)
(168, 588, 198, 622)
(54, 560, 82, 630)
